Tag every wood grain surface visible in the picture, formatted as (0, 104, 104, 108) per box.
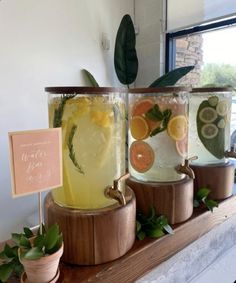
(44, 187, 136, 265)
(191, 162, 234, 200)
(127, 177, 194, 224)
(2, 195, 236, 283)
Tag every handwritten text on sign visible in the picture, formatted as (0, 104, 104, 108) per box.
(9, 128, 62, 197)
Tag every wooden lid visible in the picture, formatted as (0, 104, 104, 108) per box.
(45, 87, 127, 94)
(128, 87, 191, 93)
(191, 87, 233, 93)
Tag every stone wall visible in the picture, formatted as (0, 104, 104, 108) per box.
(175, 34, 203, 87)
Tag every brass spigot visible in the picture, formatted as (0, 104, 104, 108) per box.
(225, 146, 236, 158)
(104, 173, 130, 206)
(176, 156, 198, 179)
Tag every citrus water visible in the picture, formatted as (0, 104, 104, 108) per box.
(128, 89, 190, 182)
(189, 89, 232, 165)
(48, 92, 126, 209)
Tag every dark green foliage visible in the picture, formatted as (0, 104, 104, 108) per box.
(0, 224, 62, 282)
(149, 66, 194, 87)
(136, 207, 174, 240)
(194, 187, 218, 212)
(82, 69, 99, 87)
(114, 14, 138, 86)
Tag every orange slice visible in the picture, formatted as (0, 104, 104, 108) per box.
(130, 141, 155, 173)
(132, 99, 154, 117)
(176, 136, 188, 157)
(130, 116, 150, 140)
(167, 115, 187, 141)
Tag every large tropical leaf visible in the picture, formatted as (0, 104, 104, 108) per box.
(82, 69, 99, 87)
(114, 14, 138, 86)
(149, 66, 194, 87)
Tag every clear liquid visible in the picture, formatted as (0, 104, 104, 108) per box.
(189, 93, 231, 165)
(128, 94, 189, 182)
(49, 95, 126, 209)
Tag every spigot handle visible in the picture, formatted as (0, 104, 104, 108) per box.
(186, 155, 198, 165)
(113, 172, 130, 191)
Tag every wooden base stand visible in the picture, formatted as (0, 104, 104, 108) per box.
(44, 187, 136, 265)
(191, 161, 234, 200)
(126, 177, 193, 224)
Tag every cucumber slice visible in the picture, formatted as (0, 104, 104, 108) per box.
(216, 100, 228, 116)
(217, 118, 226, 129)
(199, 107, 217, 123)
(208, 96, 219, 107)
(201, 124, 218, 139)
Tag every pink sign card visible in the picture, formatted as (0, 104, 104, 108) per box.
(9, 128, 62, 197)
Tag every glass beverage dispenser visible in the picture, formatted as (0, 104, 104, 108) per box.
(189, 87, 234, 200)
(189, 87, 233, 164)
(128, 87, 192, 182)
(46, 87, 126, 209)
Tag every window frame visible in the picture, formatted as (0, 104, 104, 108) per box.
(165, 17, 236, 73)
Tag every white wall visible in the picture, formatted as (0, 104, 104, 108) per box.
(0, 0, 133, 241)
(134, 0, 165, 87)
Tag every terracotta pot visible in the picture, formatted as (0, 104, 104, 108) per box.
(20, 243, 63, 283)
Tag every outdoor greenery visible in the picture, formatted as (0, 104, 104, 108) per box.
(200, 63, 236, 88)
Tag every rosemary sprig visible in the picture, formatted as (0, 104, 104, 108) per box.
(53, 94, 76, 128)
(67, 125, 84, 174)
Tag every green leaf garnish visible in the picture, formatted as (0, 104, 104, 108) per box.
(146, 105, 172, 137)
(53, 94, 76, 128)
(67, 125, 84, 174)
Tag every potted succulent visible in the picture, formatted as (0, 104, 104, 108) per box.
(0, 223, 63, 283)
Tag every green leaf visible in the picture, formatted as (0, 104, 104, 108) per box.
(19, 235, 31, 249)
(23, 247, 44, 260)
(137, 230, 146, 241)
(196, 100, 225, 159)
(11, 233, 21, 246)
(163, 224, 174, 235)
(145, 104, 163, 121)
(82, 69, 99, 87)
(136, 221, 141, 233)
(23, 227, 34, 238)
(149, 66, 194, 87)
(46, 234, 63, 254)
(196, 187, 211, 201)
(114, 14, 138, 85)
(205, 199, 218, 212)
(0, 263, 13, 282)
(34, 235, 45, 249)
(3, 244, 16, 259)
(193, 199, 200, 208)
(44, 224, 60, 251)
(147, 228, 165, 238)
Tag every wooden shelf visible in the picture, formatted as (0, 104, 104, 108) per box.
(4, 195, 236, 283)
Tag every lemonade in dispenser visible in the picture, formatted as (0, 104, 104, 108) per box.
(46, 87, 126, 209)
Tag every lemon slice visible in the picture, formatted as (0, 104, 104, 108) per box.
(199, 107, 217, 123)
(167, 115, 187, 141)
(216, 100, 228, 116)
(201, 123, 218, 139)
(130, 116, 150, 140)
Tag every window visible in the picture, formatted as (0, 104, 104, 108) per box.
(166, 17, 236, 139)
